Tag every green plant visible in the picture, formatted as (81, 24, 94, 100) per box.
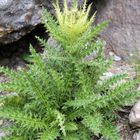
(0, 0, 139, 140)
(53, 0, 95, 45)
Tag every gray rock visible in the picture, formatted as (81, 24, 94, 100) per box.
(103, 72, 114, 78)
(0, 132, 6, 139)
(47, 37, 59, 48)
(0, 58, 10, 66)
(129, 99, 140, 127)
(0, 0, 40, 44)
(133, 131, 140, 140)
(95, 0, 140, 61)
(108, 51, 122, 61)
(0, 0, 86, 44)
(16, 61, 26, 70)
(113, 55, 122, 62)
(0, 0, 13, 10)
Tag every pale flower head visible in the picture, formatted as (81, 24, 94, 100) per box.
(53, 0, 96, 43)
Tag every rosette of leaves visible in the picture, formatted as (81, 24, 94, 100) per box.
(0, 0, 139, 140)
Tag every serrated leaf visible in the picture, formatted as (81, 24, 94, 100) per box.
(65, 99, 93, 108)
(82, 113, 103, 135)
(101, 120, 119, 140)
(63, 133, 80, 140)
(65, 122, 78, 131)
(40, 128, 59, 140)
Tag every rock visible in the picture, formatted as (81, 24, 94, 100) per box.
(0, 58, 10, 66)
(117, 118, 134, 140)
(0, 76, 6, 83)
(133, 131, 140, 140)
(108, 51, 122, 61)
(0, 0, 13, 10)
(103, 72, 114, 77)
(137, 85, 140, 91)
(95, 0, 140, 61)
(113, 55, 122, 62)
(84, 51, 97, 61)
(47, 37, 59, 48)
(0, 0, 86, 44)
(129, 99, 140, 127)
(109, 51, 115, 57)
(16, 61, 26, 70)
(0, 132, 6, 139)
(0, 0, 40, 44)
(0, 120, 3, 126)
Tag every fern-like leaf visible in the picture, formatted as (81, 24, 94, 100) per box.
(82, 113, 103, 136)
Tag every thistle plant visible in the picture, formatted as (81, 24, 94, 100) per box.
(53, 0, 95, 44)
(0, 0, 139, 140)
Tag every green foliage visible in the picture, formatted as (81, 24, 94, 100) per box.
(0, 0, 139, 140)
(53, 0, 95, 44)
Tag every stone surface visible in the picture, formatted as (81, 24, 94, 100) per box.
(47, 37, 59, 48)
(95, 0, 140, 61)
(133, 131, 140, 140)
(0, 58, 9, 66)
(0, 0, 86, 44)
(108, 51, 122, 61)
(129, 99, 140, 127)
(0, 132, 6, 139)
(0, 0, 41, 44)
(113, 55, 122, 62)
